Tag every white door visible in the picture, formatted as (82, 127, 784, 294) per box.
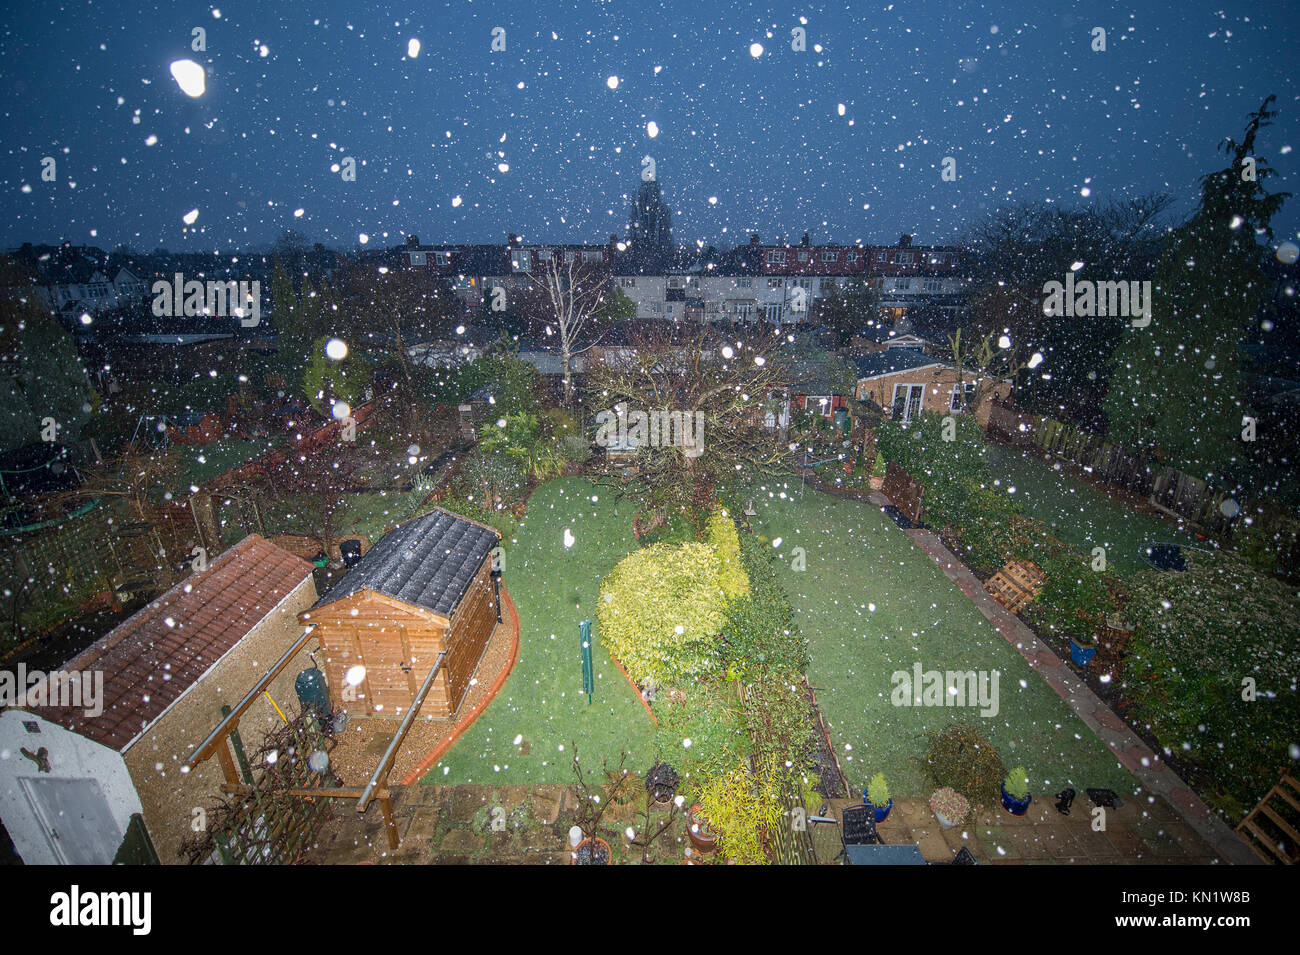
(20, 776, 122, 865)
(891, 383, 925, 422)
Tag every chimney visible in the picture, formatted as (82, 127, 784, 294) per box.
(507, 233, 519, 248)
(407, 234, 420, 247)
(802, 232, 810, 247)
(750, 233, 760, 247)
(899, 234, 913, 248)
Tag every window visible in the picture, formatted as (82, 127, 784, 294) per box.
(895, 278, 912, 291)
(537, 249, 554, 262)
(823, 251, 838, 263)
(923, 278, 943, 292)
(408, 251, 426, 266)
(666, 304, 674, 315)
(891, 383, 925, 422)
(619, 277, 636, 287)
(846, 250, 859, 264)
(736, 277, 752, 288)
(951, 382, 976, 412)
(876, 251, 889, 263)
(798, 251, 808, 263)
(583, 250, 602, 263)
(510, 250, 530, 271)
(767, 277, 784, 288)
(791, 278, 813, 290)
(87, 283, 109, 298)
(808, 396, 832, 417)
(763, 303, 784, 322)
(768, 250, 786, 265)
(733, 302, 754, 319)
(433, 251, 453, 267)
(897, 252, 914, 264)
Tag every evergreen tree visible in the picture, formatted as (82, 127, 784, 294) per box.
(1104, 96, 1289, 487)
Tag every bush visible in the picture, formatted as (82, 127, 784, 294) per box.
(697, 759, 784, 865)
(478, 412, 566, 482)
(742, 673, 813, 768)
(654, 684, 750, 790)
(597, 541, 728, 687)
(707, 508, 750, 602)
(1123, 550, 1300, 819)
(925, 723, 1005, 806)
(874, 412, 990, 527)
(559, 433, 591, 464)
(718, 533, 810, 677)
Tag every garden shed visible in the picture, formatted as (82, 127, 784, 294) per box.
(299, 507, 501, 721)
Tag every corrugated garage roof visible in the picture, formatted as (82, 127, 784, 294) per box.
(312, 508, 500, 618)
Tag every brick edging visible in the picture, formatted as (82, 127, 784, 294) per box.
(399, 586, 522, 785)
(605, 648, 659, 725)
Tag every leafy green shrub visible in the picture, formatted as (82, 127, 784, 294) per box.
(874, 412, 990, 527)
(742, 673, 813, 768)
(866, 773, 891, 807)
(559, 434, 591, 464)
(697, 759, 784, 865)
(654, 685, 750, 790)
(1123, 551, 1300, 819)
(707, 508, 750, 602)
(925, 723, 1006, 806)
(871, 450, 888, 477)
(1236, 512, 1300, 577)
(1003, 766, 1030, 801)
(597, 541, 728, 687)
(1017, 531, 1118, 636)
(478, 412, 566, 482)
(453, 449, 528, 510)
(718, 533, 810, 677)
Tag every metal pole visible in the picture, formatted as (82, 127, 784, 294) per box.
(357, 650, 447, 812)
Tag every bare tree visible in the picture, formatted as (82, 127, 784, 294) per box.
(517, 252, 616, 405)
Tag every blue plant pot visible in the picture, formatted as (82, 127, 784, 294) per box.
(1001, 782, 1032, 816)
(864, 797, 893, 823)
(1069, 639, 1097, 667)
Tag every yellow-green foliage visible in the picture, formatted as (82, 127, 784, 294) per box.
(706, 508, 750, 602)
(698, 758, 784, 865)
(596, 541, 727, 687)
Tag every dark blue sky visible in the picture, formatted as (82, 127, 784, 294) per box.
(2, 0, 1296, 254)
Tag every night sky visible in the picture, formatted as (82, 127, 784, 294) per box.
(2, 0, 1296, 254)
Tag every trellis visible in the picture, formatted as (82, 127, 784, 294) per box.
(182, 711, 338, 865)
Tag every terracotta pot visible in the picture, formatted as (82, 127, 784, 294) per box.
(571, 836, 612, 865)
(686, 804, 717, 852)
(869, 476, 885, 491)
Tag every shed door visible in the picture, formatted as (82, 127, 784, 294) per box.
(20, 776, 122, 865)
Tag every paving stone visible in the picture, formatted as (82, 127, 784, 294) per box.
(439, 828, 485, 853)
(530, 790, 565, 825)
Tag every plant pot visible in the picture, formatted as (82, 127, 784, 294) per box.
(1069, 638, 1097, 667)
(572, 837, 611, 865)
(686, 804, 717, 852)
(869, 476, 885, 491)
(864, 798, 893, 824)
(1001, 783, 1032, 816)
(933, 809, 961, 829)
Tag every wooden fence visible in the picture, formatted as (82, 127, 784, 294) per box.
(985, 401, 1234, 536)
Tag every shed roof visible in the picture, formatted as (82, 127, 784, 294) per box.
(310, 508, 500, 619)
(851, 348, 947, 380)
(28, 535, 313, 752)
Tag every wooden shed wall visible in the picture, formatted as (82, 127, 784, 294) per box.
(307, 552, 498, 720)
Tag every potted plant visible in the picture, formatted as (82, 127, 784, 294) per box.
(685, 803, 718, 853)
(1068, 633, 1097, 667)
(569, 744, 633, 865)
(645, 762, 680, 804)
(869, 452, 888, 490)
(929, 787, 970, 829)
(1001, 766, 1032, 816)
(864, 772, 893, 823)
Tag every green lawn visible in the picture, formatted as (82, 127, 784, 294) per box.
(985, 445, 1195, 577)
(179, 437, 276, 485)
(748, 480, 1135, 801)
(426, 477, 656, 784)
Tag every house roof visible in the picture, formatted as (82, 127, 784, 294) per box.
(851, 348, 947, 380)
(309, 507, 500, 619)
(28, 535, 313, 753)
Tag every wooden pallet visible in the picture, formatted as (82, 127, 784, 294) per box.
(984, 559, 1045, 614)
(1236, 773, 1300, 864)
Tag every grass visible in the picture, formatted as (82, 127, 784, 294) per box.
(257, 488, 428, 544)
(985, 445, 1196, 577)
(746, 478, 1136, 802)
(427, 477, 656, 785)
